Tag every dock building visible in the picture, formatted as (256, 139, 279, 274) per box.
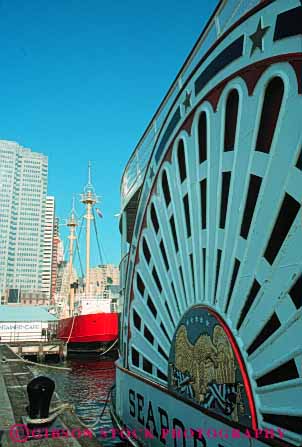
(0, 305, 57, 343)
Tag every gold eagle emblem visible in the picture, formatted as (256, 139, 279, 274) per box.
(173, 324, 244, 421)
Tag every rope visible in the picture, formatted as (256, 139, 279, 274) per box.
(1, 352, 71, 372)
(19, 388, 113, 428)
(99, 339, 118, 357)
(24, 382, 115, 429)
(25, 403, 74, 425)
(2, 345, 115, 430)
(66, 314, 76, 344)
(75, 385, 114, 429)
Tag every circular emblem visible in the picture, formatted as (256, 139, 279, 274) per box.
(168, 306, 256, 428)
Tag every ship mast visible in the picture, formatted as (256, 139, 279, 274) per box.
(81, 162, 99, 296)
(67, 196, 78, 316)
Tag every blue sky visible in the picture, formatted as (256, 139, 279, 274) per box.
(0, 0, 216, 270)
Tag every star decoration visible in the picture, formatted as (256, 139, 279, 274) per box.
(182, 91, 191, 112)
(249, 19, 270, 55)
(195, 316, 199, 323)
(205, 320, 210, 327)
(199, 316, 203, 324)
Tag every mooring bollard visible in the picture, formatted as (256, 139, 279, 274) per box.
(27, 376, 55, 423)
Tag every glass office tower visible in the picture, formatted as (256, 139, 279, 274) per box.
(0, 140, 48, 301)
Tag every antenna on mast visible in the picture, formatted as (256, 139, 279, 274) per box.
(84, 160, 96, 194)
(69, 194, 77, 223)
(71, 194, 76, 214)
(88, 160, 92, 186)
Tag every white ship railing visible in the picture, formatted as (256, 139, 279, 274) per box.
(120, 0, 260, 209)
(119, 252, 129, 291)
(119, 252, 129, 317)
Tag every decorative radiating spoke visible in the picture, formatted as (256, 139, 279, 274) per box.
(127, 62, 302, 445)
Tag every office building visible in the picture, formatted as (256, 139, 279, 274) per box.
(89, 264, 119, 296)
(42, 196, 55, 300)
(0, 140, 48, 301)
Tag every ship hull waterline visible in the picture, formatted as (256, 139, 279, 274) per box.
(57, 312, 118, 354)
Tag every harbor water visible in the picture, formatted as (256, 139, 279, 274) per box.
(32, 358, 125, 447)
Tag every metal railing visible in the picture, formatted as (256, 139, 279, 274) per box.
(119, 252, 129, 293)
(120, 0, 260, 208)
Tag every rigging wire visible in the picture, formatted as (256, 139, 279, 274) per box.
(77, 214, 84, 240)
(98, 235, 107, 265)
(92, 208, 104, 265)
(68, 213, 84, 278)
(75, 235, 84, 279)
(74, 216, 84, 279)
(63, 239, 69, 261)
(61, 211, 84, 266)
(97, 210, 108, 264)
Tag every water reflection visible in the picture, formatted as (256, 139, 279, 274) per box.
(32, 358, 125, 446)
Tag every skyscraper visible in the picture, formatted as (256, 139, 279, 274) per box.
(42, 196, 55, 300)
(0, 140, 48, 300)
(51, 217, 61, 304)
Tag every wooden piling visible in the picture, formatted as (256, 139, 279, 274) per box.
(2, 340, 67, 362)
(58, 342, 67, 362)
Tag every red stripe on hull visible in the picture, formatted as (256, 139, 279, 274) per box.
(57, 312, 118, 343)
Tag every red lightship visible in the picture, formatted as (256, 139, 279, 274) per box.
(57, 164, 119, 355)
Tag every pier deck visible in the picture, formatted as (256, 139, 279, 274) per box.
(0, 345, 102, 447)
(2, 340, 67, 361)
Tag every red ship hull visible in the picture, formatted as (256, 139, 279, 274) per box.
(57, 312, 118, 344)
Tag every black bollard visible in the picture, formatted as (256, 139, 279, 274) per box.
(27, 376, 55, 421)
